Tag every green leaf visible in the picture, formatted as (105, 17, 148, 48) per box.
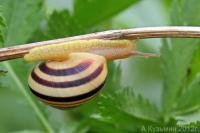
(32, 10, 85, 41)
(0, 19, 4, 43)
(185, 0, 200, 82)
(1, 61, 54, 132)
(162, 0, 172, 9)
(90, 64, 159, 132)
(173, 0, 200, 115)
(36, 0, 140, 41)
(0, 6, 5, 44)
(175, 74, 200, 115)
(188, 46, 200, 81)
(92, 104, 157, 132)
(161, 39, 197, 118)
(161, 0, 200, 120)
(0, 0, 54, 132)
(0, 6, 7, 76)
(0, 80, 45, 132)
(44, 10, 83, 39)
(73, 0, 140, 30)
(0, 0, 44, 46)
(106, 65, 161, 122)
(171, 0, 200, 26)
(98, 65, 160, 122)
(117, 88, 160, 122)
(93, 89, 161, 128)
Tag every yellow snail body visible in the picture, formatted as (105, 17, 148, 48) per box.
(24, 39, 136, 61)
(24, 39, 157, 108)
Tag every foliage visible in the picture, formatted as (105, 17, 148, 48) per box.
(0, 5, 5, 44)
(162, 0, 200, 119)
(1, 0, 200, 133)
(0, 0, 44, 46)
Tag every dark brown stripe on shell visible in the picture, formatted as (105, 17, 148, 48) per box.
(39, 60, 92, 76)
(31, 64, 104, 88)
(29, 81, 105, 102)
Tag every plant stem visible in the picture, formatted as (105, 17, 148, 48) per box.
(3, 61, 54, 133)
(1, 26, 200, 61)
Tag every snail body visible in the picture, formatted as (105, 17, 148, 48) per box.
(24, 39, 136, 61)
(28, 53, 107, 108)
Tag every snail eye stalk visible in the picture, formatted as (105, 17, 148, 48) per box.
(131, 51, 160, 58)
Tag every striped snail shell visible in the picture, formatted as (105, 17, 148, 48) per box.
(28, 53, 107, 108)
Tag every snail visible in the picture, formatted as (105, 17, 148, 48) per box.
(24, 39, 158, 108)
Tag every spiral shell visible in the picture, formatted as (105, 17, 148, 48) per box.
(28, 53, 107, 108)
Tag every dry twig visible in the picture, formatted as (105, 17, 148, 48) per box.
(1, 26, 200, 61)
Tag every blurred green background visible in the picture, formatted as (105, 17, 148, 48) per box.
(1, 0, 200, 132)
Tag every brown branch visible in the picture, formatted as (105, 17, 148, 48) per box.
(1, 26, 200, 61)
